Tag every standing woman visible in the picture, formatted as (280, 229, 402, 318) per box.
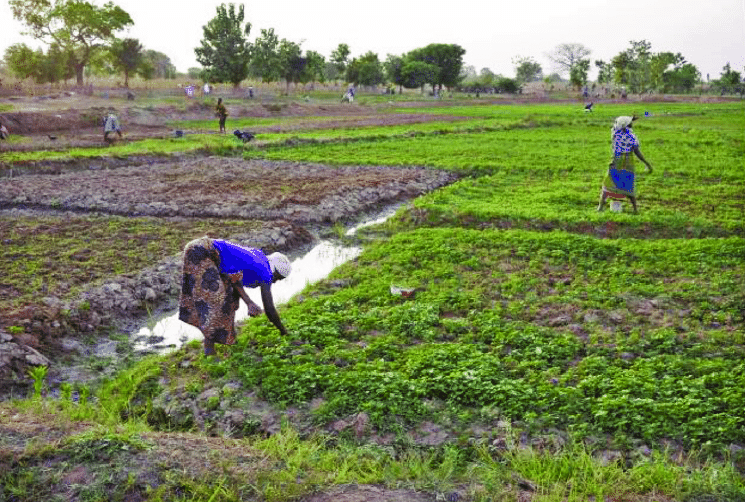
(598, 115, 653, 213)
(215, 98, 228, 133)
(179, 237, 291, 356)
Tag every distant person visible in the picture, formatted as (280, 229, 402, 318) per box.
(203, 82, 210, 96)
(178, 237, 291, 356)
(0, 121, 9, 140)
(597, 115, 653, 213)
(215, 98, 228, 133)
(103, 113, 122, 143)
(248, 86, 254, 99)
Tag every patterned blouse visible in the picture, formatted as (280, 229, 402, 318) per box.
(612, 128, 639, 157)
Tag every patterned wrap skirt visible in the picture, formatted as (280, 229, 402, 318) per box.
(179, 237, 243, 345)
(602, 152, 636, 198)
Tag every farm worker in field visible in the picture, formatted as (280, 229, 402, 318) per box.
(215, 98, 228, 133)
(0, 121, 9, 140)
(103, 113, 122, 143)
(178, 237, 291, 356)
(597, 115, 653, 213)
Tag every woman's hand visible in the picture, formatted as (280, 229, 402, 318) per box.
(247, 303, 264, 316)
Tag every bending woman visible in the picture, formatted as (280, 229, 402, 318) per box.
(179, 237, 291, 356)
(598, 115, 653, 213)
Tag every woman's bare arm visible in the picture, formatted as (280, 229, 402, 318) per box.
(233, 283, 264, 316)
(633, 146, 653, 173)
(260, 283, 287, 336)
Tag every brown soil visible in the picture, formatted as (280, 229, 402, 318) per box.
(0, 95, 467, 152)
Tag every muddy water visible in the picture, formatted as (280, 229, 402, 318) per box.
(133, 206, 398, 353)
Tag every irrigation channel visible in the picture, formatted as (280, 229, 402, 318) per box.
(132, 207, 398, 353)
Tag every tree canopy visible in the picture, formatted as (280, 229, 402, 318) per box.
(9, 0, 133, 85)
(513, 56, 542, 83)
(611, 40, 700, 94)
(330, 44, 351, 76)
(109, 38, 144, 87)
(547, 43, 591, 77)
(194, 3, 251, 87)
(4, 42, 75, 84)
(407, 43, 466, 90)
(346, 52, 385, 87)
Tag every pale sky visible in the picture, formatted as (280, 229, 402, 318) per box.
(1, 0, 743, 81)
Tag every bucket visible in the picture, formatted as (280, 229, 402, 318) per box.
(610, 200, 623, 213)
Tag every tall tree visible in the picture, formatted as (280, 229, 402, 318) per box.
(249, 28, 280, 83)
(400, 60, 439, 93)
(109, 37, 143, 87)
(330, 43, 351, 76)
(513, 56, 542, 83)
(194, 3, 251, 87)
(407, 43, 466, 91)
(547, 43, 591, 77)
(612, 40, 652, 93)
(143, 50, 177, 79)
(384, 54, 405, 93)
(594, 60, 614, 84)
(569, 58, 590, 90)
(346, 51, 384, 87)
(9, 0, 134, 85)
(277, 39, 305, 91)
(304, 50, 326, 84)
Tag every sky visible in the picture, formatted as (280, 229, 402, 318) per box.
(1, 0, 743, 81)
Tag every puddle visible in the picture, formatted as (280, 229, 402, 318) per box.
(133, 206, 398, 353)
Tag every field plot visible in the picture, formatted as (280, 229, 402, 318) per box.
(1, 97, 744, 501)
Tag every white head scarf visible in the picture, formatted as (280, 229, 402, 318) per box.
(267, 252, 292, 279)
(613, 116, 635, 131)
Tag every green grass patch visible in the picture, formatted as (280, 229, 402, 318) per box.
(403, 173, 744, 238)
(191, 226, 745, 449)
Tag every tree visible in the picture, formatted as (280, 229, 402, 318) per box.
(718, 62, 744, 95)
(330, 43, 351, 76)
(407, 43, 466, 91)
(143, 50, 177, 80)
(3, 42, 74, 83)
(304, 50, 326, 84)
(9, 0, 133, 85)
(187, 67, 202, 80)
(569, 58, 590, 90)
(194, 3, 251, 87)
(400, 61, 439, 92)
(346, 51, 384, 87)
(479, 68, 496, 87)
(513, 56, 542, 83)
(109, 38, 143, 87)
(277, 39, 306, 91)
(249, 28, 281, 83)
(547, 43, 591, 77)
(384, 54, 405, 93)
(594, 60, 614, 85)
(612, 40, 652, 93)
(494, 77, 520, 94)
(4, 43, 42, 81)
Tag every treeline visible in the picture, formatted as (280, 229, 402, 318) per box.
(3, 0, 743, 95)
(191, 5, 467, 94)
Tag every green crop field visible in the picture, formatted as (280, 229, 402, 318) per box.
(4, 99, 744, 501)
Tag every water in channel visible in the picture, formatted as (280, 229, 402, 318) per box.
(133, 206, 398, 353)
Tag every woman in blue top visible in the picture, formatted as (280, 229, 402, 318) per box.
(178, 236, 291, 356)
(597, 115, 653, 213)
